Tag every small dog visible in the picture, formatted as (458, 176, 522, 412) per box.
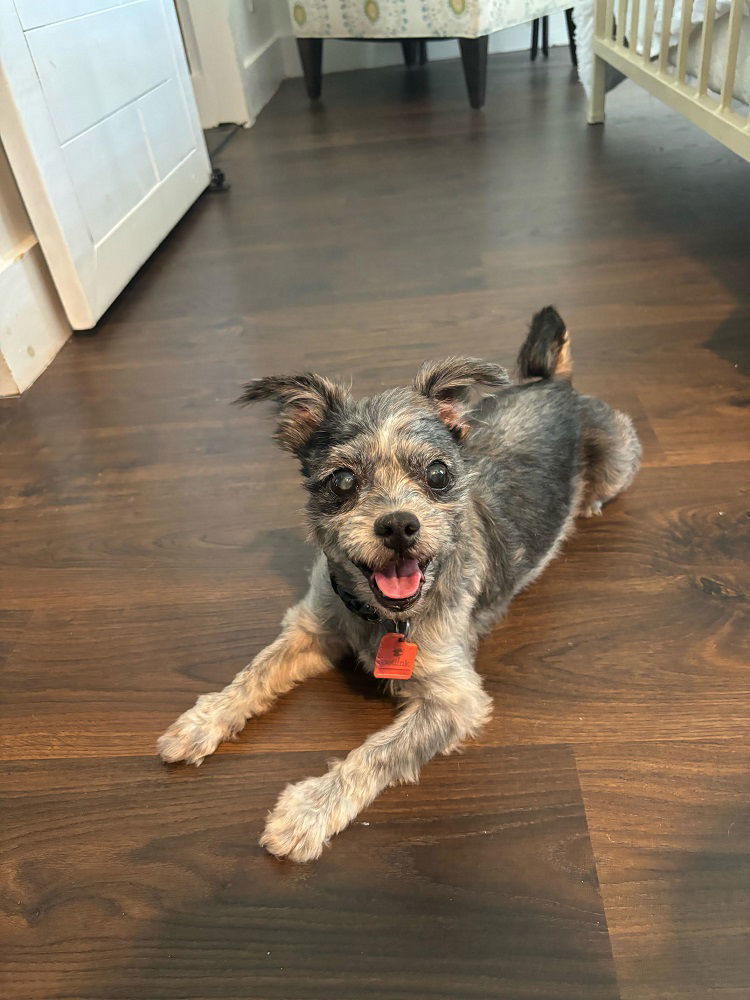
(158, 307, 640, 861)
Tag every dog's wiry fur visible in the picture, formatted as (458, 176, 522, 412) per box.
(158, 307, 641, 862)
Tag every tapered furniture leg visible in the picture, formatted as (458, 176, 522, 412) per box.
(459, 36, 489, 109)
(401, 40, 418, 66)
(296, 38, 323, 99)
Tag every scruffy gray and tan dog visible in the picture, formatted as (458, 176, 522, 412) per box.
(158, 307, 640, 861)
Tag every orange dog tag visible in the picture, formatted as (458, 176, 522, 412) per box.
(374, 632, 418, 680)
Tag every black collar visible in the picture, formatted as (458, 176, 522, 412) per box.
(329, 572, 412, 637)
(329, 573, 381, 623)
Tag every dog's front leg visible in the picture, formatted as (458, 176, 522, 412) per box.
(157, 597, 344, 766)
(261, 661, 492, 862)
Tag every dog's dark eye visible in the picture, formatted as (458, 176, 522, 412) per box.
(331, 469, 357, 497)
(425, 460, 450, 491)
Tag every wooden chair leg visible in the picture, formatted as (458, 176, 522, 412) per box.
(401, 40, 418, 67)
(531, 19, 540, 61)
(459, 36, 488, 109)
(296, 38, 323, 99)
(565, 9, 578, 67)
(541, 15, 549, 57)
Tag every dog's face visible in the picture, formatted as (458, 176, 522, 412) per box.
(238, 359, 510, 619)
(302, 390, 469, 617)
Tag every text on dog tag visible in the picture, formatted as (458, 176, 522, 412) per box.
(374, 632, 418, 679)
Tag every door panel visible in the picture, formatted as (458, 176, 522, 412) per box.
(61, 104, 158, 244)
(14, 0, 128, 31)
(24, 2, 172, 145)
(139, 80, 196, 179)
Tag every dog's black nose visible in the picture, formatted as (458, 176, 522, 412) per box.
(374, 511, 420, 551)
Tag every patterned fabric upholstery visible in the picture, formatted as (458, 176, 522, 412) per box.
(287, 0, 568, 38)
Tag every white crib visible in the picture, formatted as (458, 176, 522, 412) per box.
(584, 0, 750, 162)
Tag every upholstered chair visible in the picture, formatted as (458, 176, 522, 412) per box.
(287, 0, 573, 107)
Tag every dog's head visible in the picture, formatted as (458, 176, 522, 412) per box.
(237, 359, 510, 619)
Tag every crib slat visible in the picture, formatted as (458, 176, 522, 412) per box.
(720, 0, 744, 110)
(593, 0, 608, 40)
(642, 0, 657, 63)
(616, 0, 628, 45)
(676, 0, 695, 84)
(697, 0, 717, 96)
(605, 0, 616, 41)
(659, 0, 676, 73)
(630, 0, 641, 52)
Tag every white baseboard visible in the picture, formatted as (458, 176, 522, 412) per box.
(240, 33, 287, 123)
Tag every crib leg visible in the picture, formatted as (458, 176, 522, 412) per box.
(588, 53, 606, 124)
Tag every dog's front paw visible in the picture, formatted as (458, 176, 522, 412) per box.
(157, 692, 245, 766)
(260, 771, 350, 862)
(582, 499, 603, 518)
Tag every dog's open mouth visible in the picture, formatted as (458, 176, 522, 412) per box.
(356, 557, 429, 610)
(373, 558, 423, 600)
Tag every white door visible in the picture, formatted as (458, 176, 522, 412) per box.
(0, 0, 211, 329)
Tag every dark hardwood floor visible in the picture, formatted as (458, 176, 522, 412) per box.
(2, 50, 749, 1000)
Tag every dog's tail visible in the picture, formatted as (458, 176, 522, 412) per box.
(516, 306, 572, 382)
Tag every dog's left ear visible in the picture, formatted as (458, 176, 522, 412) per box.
(235, 373, 350, 455)
(413, 357, 510, 438)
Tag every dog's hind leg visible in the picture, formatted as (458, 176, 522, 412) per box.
(260, 661, 492, 862)
(157, 595, 344, 766)
(579, 396, 641, 517)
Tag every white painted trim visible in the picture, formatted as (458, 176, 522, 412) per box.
(238, 32, 287, 123)
(176, 0, 250, 128)
(0, 352, 19, 397)
(0, 135, 70, 395)
(0, 232, 37, 279)
(0, 242, 71, 396)
(242, 28, 280, 70)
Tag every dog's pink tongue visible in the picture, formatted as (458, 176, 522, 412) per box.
(373, 559, 422, 600)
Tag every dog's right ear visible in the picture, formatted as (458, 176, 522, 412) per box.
(235, 373, 350, 454)
(413, 357, 510, 438)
